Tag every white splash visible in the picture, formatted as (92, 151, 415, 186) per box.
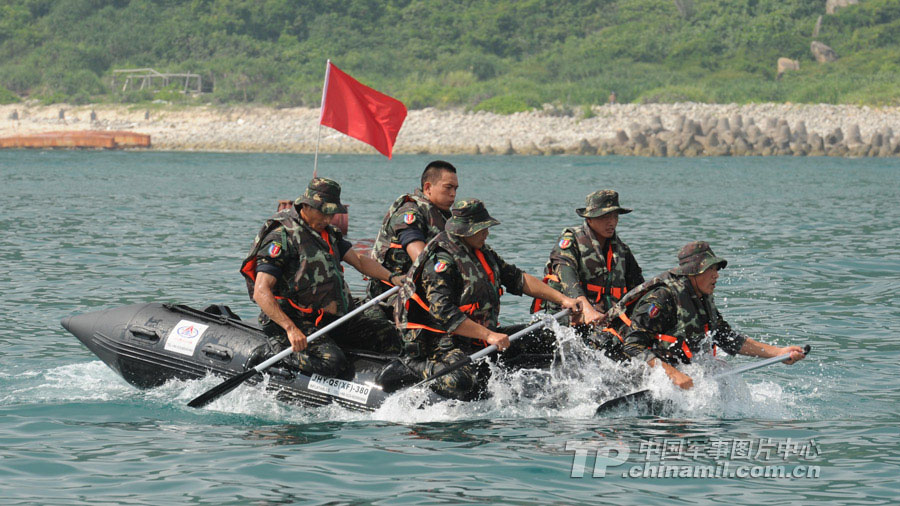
(0, 361, 133, 404)
(17, 319, 820, 423)
(372, 318, 815, 422)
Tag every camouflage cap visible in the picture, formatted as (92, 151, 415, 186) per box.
(576, 190, 632, 218)
(670, 241, 728, 276)
(445, 198, 500, 237)
(295, 177, 347, 215)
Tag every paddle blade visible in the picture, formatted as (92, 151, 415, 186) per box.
(188, 369, 258, 408)
(595, 389, 650, 416)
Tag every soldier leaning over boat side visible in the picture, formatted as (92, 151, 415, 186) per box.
(367, 160, 459, 315)
(388, 199, 591, 400)
(595, 241, 807, 389)
(532, 190, 644, 328)
(240, 178, 403, 377)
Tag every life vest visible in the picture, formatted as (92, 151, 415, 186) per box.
(370, 190, 447, 272)
(240, 207, 352, 323)
(396, 231, 504, 347)
(532, 223, 633, 313)
(603, 272, 720, 364)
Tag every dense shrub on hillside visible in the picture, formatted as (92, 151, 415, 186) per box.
(0, 0, 897, 111)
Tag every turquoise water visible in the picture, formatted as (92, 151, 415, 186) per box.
(1, 151, 898, 504)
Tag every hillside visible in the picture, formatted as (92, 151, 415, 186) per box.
(1, 0, 899, 111)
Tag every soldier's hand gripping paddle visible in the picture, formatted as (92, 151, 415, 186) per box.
(188, 286, 400, 408)
(409, 309, 571, 391)
(594, 344, 811, 416)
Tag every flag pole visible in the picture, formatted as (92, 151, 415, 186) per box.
(314, 59, 332, 179)
(313, 123, 321, 179)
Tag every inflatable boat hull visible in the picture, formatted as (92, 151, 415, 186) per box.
(61, 303, 395, 411)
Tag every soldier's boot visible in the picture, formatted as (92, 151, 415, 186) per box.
(374, 357, 422, 393)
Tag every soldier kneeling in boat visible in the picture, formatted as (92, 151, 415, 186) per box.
(532, 189, 644, 328)
(388, 198, 588, 400)
(241, 178, 404, 377)
(593, 241, 807, 389)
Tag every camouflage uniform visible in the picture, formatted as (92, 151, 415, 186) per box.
(600, 241, 746, 365)
(534, 190, 643, 315)
(394, 199, 554, 400)
(240, 178, 401, 377)
(366, 190, 449, 301)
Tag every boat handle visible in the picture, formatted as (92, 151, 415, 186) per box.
(128, 325, 162, 340)
(201, 344, 233, 361)
(268, 366, 295, 380)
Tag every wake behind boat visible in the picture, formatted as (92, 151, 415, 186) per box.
(61, 302, 410, 411)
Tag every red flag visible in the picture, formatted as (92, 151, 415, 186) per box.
(319, 61, 407, 158)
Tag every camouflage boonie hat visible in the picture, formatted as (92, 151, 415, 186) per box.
(445, 199, 500, 237)
(670, 241, 728, 276)
(576, 190, 632, 218)
(295, 177, 347, 215)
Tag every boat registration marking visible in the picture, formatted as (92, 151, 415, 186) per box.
(164, 320, 209, 356)
(308, 374, 371, 404)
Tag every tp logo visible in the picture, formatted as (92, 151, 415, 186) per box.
(566, 441, 631, 478)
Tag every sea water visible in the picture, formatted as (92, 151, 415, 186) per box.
(1, 151, 898, 504)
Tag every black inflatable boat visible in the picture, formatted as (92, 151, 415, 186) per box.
(61, 302, 403, 411)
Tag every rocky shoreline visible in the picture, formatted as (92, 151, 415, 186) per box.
(3, 102, 900, 157)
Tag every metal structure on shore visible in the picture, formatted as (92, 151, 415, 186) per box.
(113, 68, 203, 94)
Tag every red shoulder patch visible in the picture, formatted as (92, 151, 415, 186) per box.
(403, 211, 416, 225)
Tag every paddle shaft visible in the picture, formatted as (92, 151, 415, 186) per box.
(251, 285, 401, 373)
(187, 285, 399, 408)
(411, 308, 570, 390)
(595, 344, 811, 415)
(710, 345, 810, 380)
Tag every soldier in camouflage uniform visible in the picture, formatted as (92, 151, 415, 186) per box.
(393, 199, 583, 400)
(240, 178, 404, 377)
(600, 241, 807, 389)
(533, 190, 643, 326)
(367, 161, 458, 308)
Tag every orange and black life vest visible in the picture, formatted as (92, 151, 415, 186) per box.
(240, 207, 351, 324)
(602, 272, 720, 364)
(370, 191, 447, 270)
(397, 232, 505, 348)
(532, 223, 635, 313)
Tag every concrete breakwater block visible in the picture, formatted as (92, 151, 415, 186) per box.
(491, 116, 900, 158)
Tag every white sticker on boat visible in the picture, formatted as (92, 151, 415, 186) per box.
(164, 320, 209, 356)
(308, 374, 371, 404)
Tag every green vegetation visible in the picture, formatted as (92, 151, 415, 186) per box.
(0, 84, 19, 104)
(1, 0, 899, 112)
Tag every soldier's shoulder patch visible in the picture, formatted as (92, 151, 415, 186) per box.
(267, 242, 282, 258)
(558, 234, 575, 249)
(434, 253, 453, 273)
(648, 303, 660, 318)
(403, 211, 416, 225)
